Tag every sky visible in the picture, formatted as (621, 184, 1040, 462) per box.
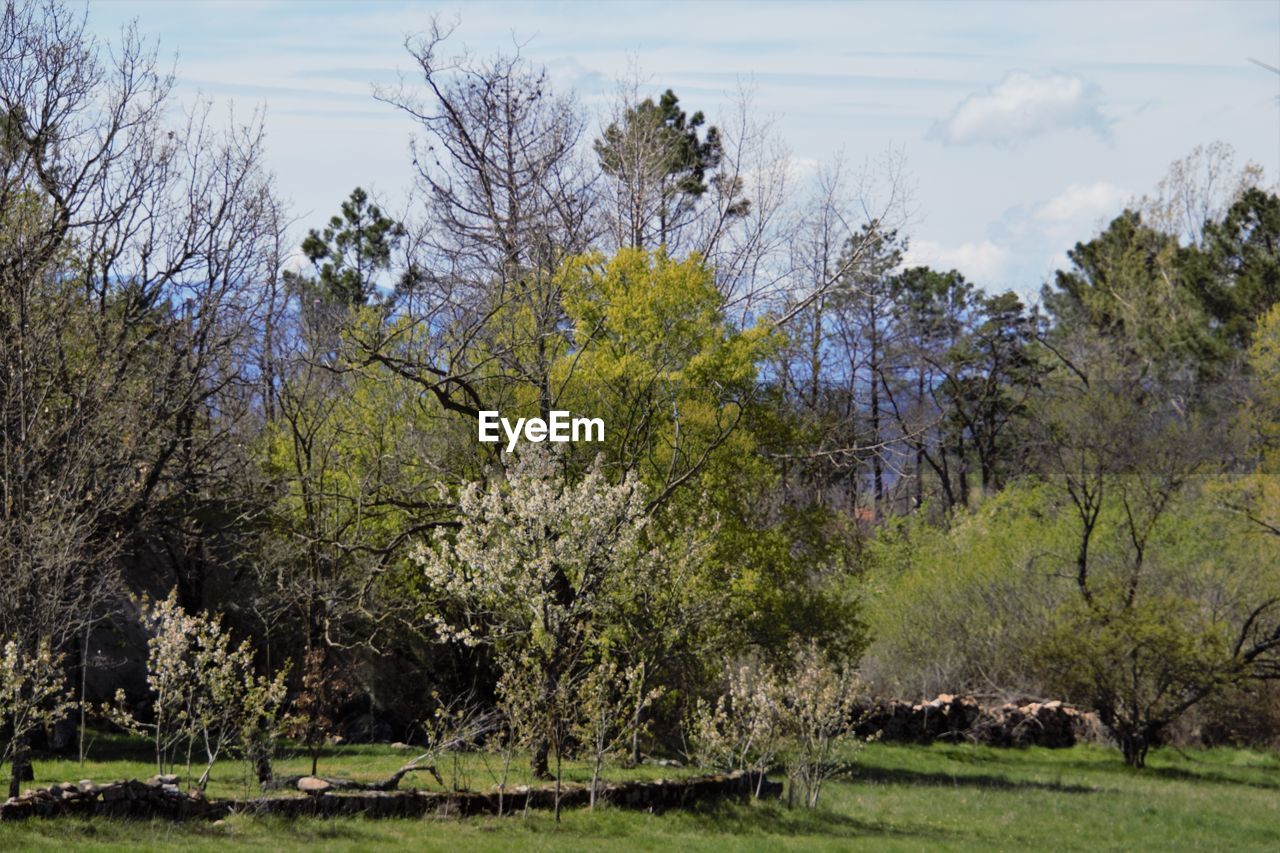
(85, 0, 1280, 303)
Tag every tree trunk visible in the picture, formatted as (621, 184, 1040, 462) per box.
(915, 371, 925, 508)
(253, 743, 274, 787)
(590, 749, 602, 810)
(8, 736, 30, 799)
(870, 333, 883, 511)
(79, 625, 90, 765)
(1120, 730, 1150, 768)
(627, 665, 647, 766)
(531, 737, 550, 780)
(553, 747, 563, 823)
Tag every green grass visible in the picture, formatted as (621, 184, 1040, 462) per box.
(3, 739, 1279, 851)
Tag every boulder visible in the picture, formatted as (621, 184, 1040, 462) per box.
(297, 776, 332, 795)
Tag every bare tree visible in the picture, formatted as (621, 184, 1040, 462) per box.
(0, 0, 281, 793)
(373, 19, 596, 422)
(1141, 141, 1267, 246)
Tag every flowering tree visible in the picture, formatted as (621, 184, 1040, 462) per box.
(0, 638, 73, 796)
(691, 642, 870, 808)
(576, 659, 660, 809)
(413, 450, 656, 783)
(689, 658, 783, 797)
(113, 592, 288, 789)
(779, 642, 869, 809)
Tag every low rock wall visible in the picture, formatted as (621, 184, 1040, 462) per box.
(857, 694, 1107, 747)
(0, 770, 781, 822)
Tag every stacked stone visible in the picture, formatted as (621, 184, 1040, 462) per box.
(0, 776, 224, 822)
(0, 769, 781, 822)
(856, 694, 1106, 747)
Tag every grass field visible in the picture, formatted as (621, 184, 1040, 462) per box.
(2, 739, 1278, 851)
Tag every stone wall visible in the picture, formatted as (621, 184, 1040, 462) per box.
(0, 770, 782, 822)
(856, 694, 1107, 747)
(0, 777, 220, 821)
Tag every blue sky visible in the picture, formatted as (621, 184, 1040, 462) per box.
(87, 1, 1280, 302)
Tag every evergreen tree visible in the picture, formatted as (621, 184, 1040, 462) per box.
(295, 187, 405, 307)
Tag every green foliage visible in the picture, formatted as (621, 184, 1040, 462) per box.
(1181, 188, 1280, 348)
(556, 248, 770, 453)
(1044, 209, 1217, 367)
(1044, 190, 1280, 368)
(865, 479, 1280, 721)
(293, 187, 405, 307)
(863, 483, 1072, 695)
(553, 249, 863, 665)
(594, 89, 734, 233)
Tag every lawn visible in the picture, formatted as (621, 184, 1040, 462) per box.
(2, 739, 1278, 851)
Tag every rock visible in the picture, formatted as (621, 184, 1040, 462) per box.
(77, 780, 96, 793)
(147, 774, 179, 786)
(297, 776, 331, 795)
(389, 742, 413, 751)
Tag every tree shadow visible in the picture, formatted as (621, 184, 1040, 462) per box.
(1146, 765, 1280, 791)
(851, 765, 1096, 794)
(678, 800, 951, 842)
(990, 750, 1280, 792)
(38, 732, 151, 763)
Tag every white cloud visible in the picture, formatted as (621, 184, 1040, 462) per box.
(932, 71, 1109, 145)
(902, 240, 1009, 283)
(1035, 182, 1130, 223)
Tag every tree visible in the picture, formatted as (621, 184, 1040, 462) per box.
(292, 187, 406, 308)
(1022, 317, 1278, 766)
(1043, 210, 1217, 369)
(689, 657, 783, 794)
(1180, 188, 1280, 348)
(1140, 141, 1265, 248)
(879, 266, 974, 511)
(0, 638, 72, 795)
(111, 592, 288, 788)
(934, 290, 1038, 499)
(555, 248, 772, 499)
(575, 660, 658, 809)
(595, 87, 733, 252)
(284, 648, 356, 778)
(413, 450, 657, 780)
(0, 0, 280, 793)
(690, 641, 868, 808)
(778, 641, 868, 808)
(832, 222, 906, 512)
(372, 20, 594, 424)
